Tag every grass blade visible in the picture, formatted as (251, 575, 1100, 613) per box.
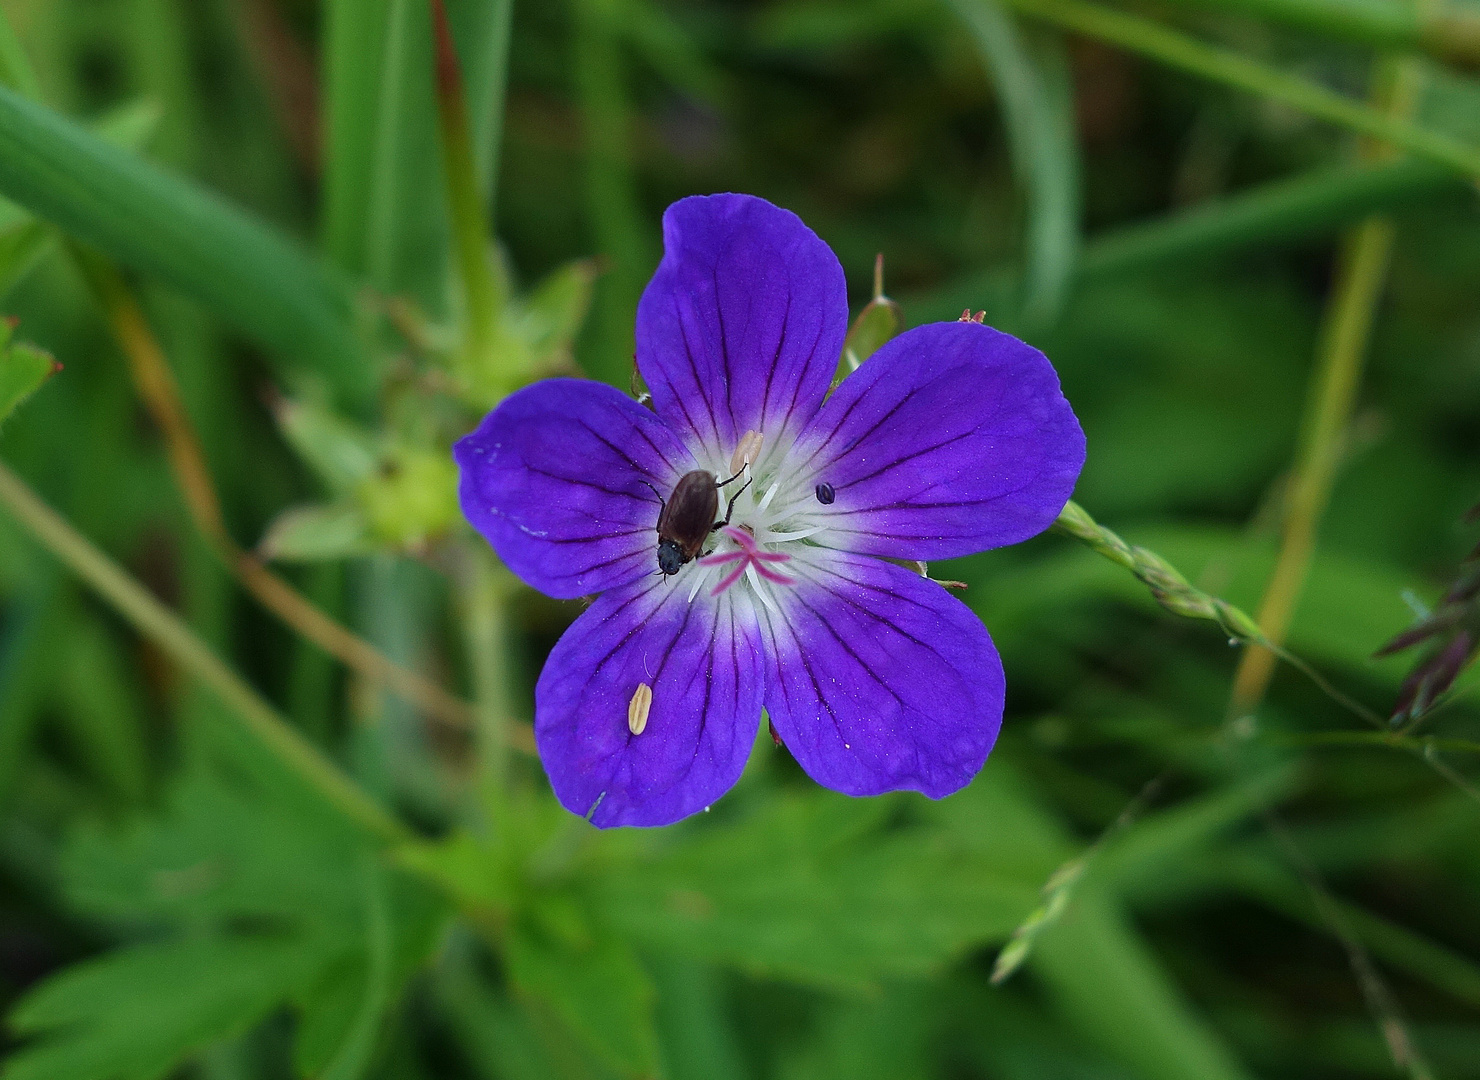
(951, 0, 1081, 324)
(1002, 0, 1480, 178)
(0, 86, 373, 407)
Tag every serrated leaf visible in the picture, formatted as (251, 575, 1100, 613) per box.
(520, 258, 597, 366)
(589, 791, 1035, 991)
(0, 329, 56, 425)
(505, 911, 659, 1079)
(4, 934, 336, 1080)
(274, 398, 380, 496)
(260, 502, 373, 562)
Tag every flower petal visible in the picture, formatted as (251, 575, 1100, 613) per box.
(455, 379, 693, 599)
(535, 579, 764, 827)
(798, 321, 1085, 560)
(756, 550, 1002, 798)
(636, 193, 848, 461)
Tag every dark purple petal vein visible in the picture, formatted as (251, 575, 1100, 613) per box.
(758, 550, 1003, 799)
(535, 579, 764, 827)
(636, 194, 847, 460)
(800, 321, 1085, 560)
(454, 379, 693, 600)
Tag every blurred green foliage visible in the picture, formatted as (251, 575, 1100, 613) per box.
(0, 0, 1478, 1078)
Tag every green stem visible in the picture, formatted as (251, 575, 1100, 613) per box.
(461, 543, 517, 818)
(1001, 0, 1480, 178)
(1229, 46, 1423, 717)
(0, 459, 409, 846)
(429, 0, 501, 365)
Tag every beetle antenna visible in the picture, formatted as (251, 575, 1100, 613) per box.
(637, 478, 665, 513)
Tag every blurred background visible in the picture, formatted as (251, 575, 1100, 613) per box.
(0, 0, 1479, 1078)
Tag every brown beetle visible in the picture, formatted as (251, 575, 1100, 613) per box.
(653, 469, 750, 577)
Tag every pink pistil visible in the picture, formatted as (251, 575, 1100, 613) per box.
(698, 525, 796, 595)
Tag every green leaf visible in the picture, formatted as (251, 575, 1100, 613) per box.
(1001, 0, 1480, 178)
(273, 397, 380, 495)
(435, 944, 616, 1080)
(3, 935, 334, 1080)
(929, 764, 1253, 1080)
(323, 0, 449, 306)
(296, 860, 397, 1080)
(1031, 890, 1255, 1080)
(53, 613, 150, 803)
(0, 86, 372, 407)
(0, 219, 51, 298)
(505, 909, 660, 1079)
(648, 957, 749, 1080)
(590, 791, 1035, 991)
(0, 321, 56, 425)
(951, 0, 1080, 323)
(259, 503, 373, 563)
(1096, 765, 1303, 900)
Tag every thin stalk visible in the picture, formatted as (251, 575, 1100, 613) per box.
(74, 248, 537, 753)
(0, 459, 408, 845)
(1229, 48, 1423, 716)
(1228, 219, 1395, 711)
(460, 544, 519, 815)
(429, 0, 501, 365)
(1000, 0, 1480, 179)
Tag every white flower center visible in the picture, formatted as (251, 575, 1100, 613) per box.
(679, 431, 830, 610)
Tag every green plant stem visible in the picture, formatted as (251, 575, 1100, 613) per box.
(1229, 219, 1395, 712)
(0, 459, 409, 846)
(460, 544, 518, 819)
(1229, 50, 1421, 716)
(1000, 0, 1480, 178)
(429, 0, 501, 366)
(1053, 501, 1384, 725)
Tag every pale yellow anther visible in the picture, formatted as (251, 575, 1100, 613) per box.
(729, 430, 764, 476)
(628, 682, 653, 735)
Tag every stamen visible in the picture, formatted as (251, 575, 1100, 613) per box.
(763, 526, 824, 543)
(729, 429, 764, 476)
(757, 480, 781, 512)
(745, 563, 782, 615)
(628, 683, 653, 735)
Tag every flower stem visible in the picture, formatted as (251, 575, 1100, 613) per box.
(0, 459, 409, 845)
(460, 543, 520, 816)
(429, 0, 502, 366)
(1228, 47, 1425, 717)
(1053, 501, 1383, 725)
(70, 247, 531, 746)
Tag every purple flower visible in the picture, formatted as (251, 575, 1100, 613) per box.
(455, 194, 1085, 827)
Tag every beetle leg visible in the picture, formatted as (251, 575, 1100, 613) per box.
(714, 475, 754, 530)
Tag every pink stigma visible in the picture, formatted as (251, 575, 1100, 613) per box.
(698, 525, 796, 595)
